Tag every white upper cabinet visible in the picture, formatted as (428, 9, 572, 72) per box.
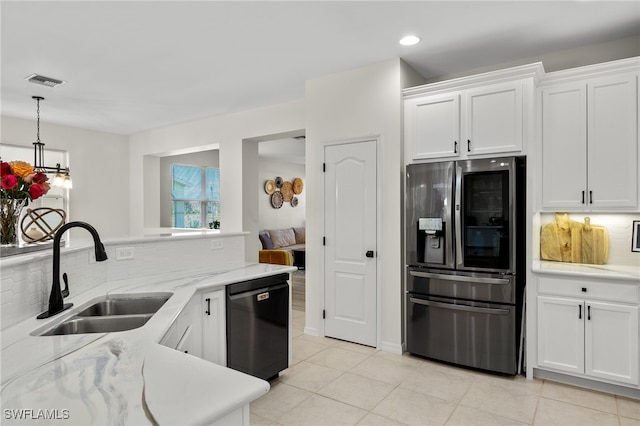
(403, 63, 541, 164)
(587, 73, 638, 209)
(541, 61, 639, 211)
(405, 93, 460, 160)
(465, 81, 523, 156)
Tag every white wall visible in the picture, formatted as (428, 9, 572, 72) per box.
(304, 58, 423, 352)
(0, 116, 130, 240)
(425, 35, 640, 84)
(159, 150, 220, 227)
(258, 157, 305, 231)
(128, 99, 305, 260)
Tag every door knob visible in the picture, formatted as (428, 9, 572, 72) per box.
(366, 250, 375, 258)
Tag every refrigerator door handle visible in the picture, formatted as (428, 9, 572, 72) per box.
(409, 270, 510, 285)
(454, 163, 463, 268)
(409, 297, 510, 315)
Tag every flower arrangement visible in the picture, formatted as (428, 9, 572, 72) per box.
(1, 161, 50, 200)
(1, 161, 50, 245)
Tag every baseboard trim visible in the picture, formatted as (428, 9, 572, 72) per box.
(303, 326, 320, 336)
(534, 368, 640, 399)
(378, 341, 403, 355)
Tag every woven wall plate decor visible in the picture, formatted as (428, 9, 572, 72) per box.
(292, 177, 304, 194)
(291, 197, 299, 207)
(271, 191, 284, 209)
(264, 180, 276, 195)
(275, 176, 283, 188)
(280, 181, 294, 202)
(20, 207, 66, 243)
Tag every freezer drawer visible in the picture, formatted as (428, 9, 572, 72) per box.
(406, 294, 517, 374)
(407, 267, 515, 304)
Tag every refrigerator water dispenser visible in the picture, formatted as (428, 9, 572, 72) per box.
(419, 218, 445, 264)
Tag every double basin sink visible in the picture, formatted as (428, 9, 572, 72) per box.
(37, 293, 172, 336)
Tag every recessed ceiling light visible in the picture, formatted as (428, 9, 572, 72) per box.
(399, 35, 421, 46)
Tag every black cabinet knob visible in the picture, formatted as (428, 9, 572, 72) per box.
(365, 250, 375, 258)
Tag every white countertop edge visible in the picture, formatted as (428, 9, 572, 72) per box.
(532, 260, 640, 281)
(0, 231, 250, 267)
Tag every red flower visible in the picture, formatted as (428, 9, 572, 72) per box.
(29, 183, 45, 200)
(32, 172, 48, 184)
(0, 162, 11, 177)
(1, 174, 17, 190)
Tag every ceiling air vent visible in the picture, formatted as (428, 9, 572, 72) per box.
(25, 74, 66, 88)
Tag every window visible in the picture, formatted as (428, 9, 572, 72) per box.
(171, 164, 220, 229)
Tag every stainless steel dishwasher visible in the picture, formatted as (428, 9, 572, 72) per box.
(226, 273, 289, 380)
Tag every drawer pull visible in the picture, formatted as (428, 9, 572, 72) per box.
(581, 287, 587, 293)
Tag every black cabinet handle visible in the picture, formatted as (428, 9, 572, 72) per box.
(454, 141, 458, 153)
(582, 191, 585, 204)
(205, 298, 211, 315)
(589, 191, 593, 204)
(467, 139, 471, 152)
(366, 250, 375, 258)
(578, 305, 582, 319)
(587, 305, 591, 320)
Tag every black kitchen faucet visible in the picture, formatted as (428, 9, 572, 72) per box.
(37, 221, 108, 319)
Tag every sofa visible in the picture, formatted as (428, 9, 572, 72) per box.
(258, 227, 305, 268)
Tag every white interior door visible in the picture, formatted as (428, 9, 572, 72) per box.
(324, 140, 377, 347)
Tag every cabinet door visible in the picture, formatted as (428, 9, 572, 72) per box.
(541, 84, 588, 209)
(405, 94, 460, 161)
(465, 81, 523, 156)
(202, 290, 226, 366)
(537, 296, 584, 374)
(587, 73, 638, 209)
(585, 301, 639, 385)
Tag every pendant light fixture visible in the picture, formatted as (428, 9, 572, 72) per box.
(31, 96, 72, 189)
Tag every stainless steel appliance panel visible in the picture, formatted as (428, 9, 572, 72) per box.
(406, 161, 455, 269)
(226, 274, 289, 381)
(406, 294, 517, 374)
(407, 267, 515, 304)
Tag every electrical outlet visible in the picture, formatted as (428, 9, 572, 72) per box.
(211, 239, 224, 250)
(116, 247, 135, 260)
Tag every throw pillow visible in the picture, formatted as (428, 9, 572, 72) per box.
(259, 232, 273, 250)
(293, 227, 306, 244)
(269, 228, 296, 248)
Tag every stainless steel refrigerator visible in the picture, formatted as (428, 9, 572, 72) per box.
(405, 156, 526, 375)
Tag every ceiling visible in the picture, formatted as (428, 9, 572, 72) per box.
(2, 1, 639, 136)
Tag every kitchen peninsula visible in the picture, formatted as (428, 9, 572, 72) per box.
(0, 232, 296, 425)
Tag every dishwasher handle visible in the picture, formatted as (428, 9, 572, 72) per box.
(228, 282, 289, 302)
(409, 297, 510, 315)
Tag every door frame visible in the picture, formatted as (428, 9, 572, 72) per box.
(320, 135, 383, 348)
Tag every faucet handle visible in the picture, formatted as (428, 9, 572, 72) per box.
(61, 273, 69, 298)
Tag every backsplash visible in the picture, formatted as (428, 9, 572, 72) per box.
(538, 213, 640, 266)
(0, 234, 246, 331)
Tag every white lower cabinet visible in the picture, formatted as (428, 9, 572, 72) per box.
(160, 294, 202, 358)
(160, 289, 226, 366)
(201, 289, 226, 366)
(537, 276, 639, 386)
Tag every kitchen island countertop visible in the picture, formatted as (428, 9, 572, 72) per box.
(0, 262, 296, 425)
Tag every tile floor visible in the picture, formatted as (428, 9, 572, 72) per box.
(251, 307, 640, 426)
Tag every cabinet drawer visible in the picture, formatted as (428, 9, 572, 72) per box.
(537, 276, 639, 304)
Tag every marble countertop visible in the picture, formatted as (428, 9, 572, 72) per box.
(532, 260, 640, 282)
(0, 262, 296, 425)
